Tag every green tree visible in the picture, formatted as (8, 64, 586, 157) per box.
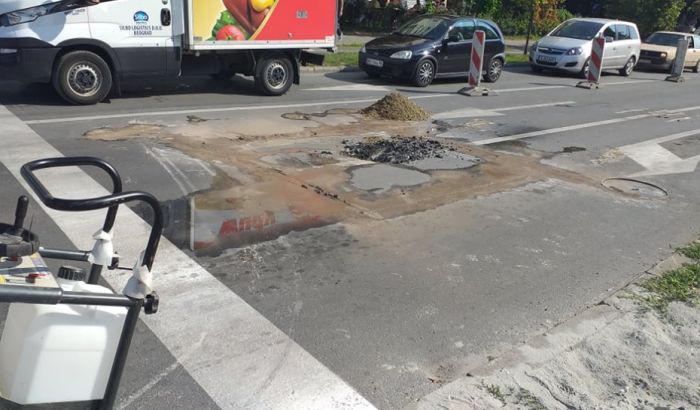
(458, 0, 503, 17)
(606, 0, 685, 35)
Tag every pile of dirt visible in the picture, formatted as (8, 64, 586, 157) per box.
(343, 136, 453, 164)
(361, 93, 431, 121)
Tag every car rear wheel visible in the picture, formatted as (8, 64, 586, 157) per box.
(483, 57, 503, 83)
(694, 60, 700, 73)
(412, 59, 435, 87)
(619, 56, 635, 76)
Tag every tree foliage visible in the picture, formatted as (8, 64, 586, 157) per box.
(605, 0, 685, 35)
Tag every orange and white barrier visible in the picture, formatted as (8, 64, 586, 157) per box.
(459, 30, 491, 96)
(578, 36, 605, 88)
(469, 30, 485, 87)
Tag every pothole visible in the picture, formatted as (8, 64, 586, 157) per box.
(602, 178, 668, 199)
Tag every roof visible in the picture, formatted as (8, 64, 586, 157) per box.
(653, 30, 691, 36)
(569, 17, 628, 25)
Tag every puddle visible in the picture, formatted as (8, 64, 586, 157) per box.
(408, 151, 482, 170)
(602, 178, 668, 199)
(350, 164, 431, 192)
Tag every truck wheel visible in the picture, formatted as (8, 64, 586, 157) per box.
(52, 50, 112, 105)
(255, 54, 293, 96)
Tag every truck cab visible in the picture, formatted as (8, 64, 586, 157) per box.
(0, 0, 336, 104)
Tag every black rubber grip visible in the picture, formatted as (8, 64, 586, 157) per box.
(13, 196, 28, 234)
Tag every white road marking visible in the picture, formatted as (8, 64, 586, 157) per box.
(603, 79, 655, 86)
(473, 114, 649, 145)
(615, 108, 646, 114)
(433, 107, 503, 119)
(666, 116, 691, 123)
(143, 145, 195, 195)
(474, 105, 700, 146)
(306, 83, 392, 92)
(0, 104, 376, 410)
(433, 101, 575, 120)
(497, 85, 567, 92)
(619, 128, 700, 177)
(21, 78, 655, 125)
(497, 101, 575, 112)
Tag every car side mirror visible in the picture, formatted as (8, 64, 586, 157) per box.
(446, 35, 460, 43)
(605, 36, 614, 43)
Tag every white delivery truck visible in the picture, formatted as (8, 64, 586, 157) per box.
(0, 0, 337, 104)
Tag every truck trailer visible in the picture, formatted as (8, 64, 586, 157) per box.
(0, 0, 337, 104)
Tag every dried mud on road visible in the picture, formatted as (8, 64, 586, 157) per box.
(85, 100, 597, 253)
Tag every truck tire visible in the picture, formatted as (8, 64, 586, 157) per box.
(255, 54, 293, 96)
(52, 50, 112, 105)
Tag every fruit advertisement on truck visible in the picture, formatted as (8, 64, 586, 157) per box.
(188, 0, 337, 49)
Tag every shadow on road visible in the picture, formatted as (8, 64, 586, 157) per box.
(0, 75, 263, 107)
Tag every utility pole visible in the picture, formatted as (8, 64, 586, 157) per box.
(523, 0, 535, 55)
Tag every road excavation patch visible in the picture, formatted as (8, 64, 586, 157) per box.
(86, 100, 597, 253)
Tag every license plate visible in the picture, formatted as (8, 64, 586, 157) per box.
(366, 58, 383, 68)
(536, 55, 557, 64)
(639, 58, 651, 64)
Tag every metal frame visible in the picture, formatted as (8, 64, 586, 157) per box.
(0, 157, 164, 410)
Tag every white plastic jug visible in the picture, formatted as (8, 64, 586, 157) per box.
(0, 267, 126, 405)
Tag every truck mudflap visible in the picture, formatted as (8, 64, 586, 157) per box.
(300, 50, 325, 67)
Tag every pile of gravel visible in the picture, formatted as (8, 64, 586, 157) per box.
(343, 136, 454, 164)
(361, 93, 431, 121)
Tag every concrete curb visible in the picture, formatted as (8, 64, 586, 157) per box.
(300, 65, 361, 73)
(302, 63, 530, 73)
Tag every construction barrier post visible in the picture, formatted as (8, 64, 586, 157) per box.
(459, 30, 492, 96)
(577, 35, 605, 89)
(665, 37, 689, 83)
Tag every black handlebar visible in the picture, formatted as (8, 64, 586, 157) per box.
(20, 157, 163, 271)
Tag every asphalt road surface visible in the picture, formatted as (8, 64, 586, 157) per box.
(1, 65, 699, 409)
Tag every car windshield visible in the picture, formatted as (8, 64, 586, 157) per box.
(396, 16, 449, 40)
(550, 20, 604, 40)
(646, 32, 685, 46)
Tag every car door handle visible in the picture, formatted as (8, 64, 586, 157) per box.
(161, 8, 171, 26)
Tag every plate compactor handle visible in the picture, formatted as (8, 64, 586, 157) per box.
(0, 195, 39, 258)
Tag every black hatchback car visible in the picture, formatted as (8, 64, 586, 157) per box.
(359, 15, 506, 87)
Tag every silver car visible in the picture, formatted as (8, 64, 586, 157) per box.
(530, 18, 641, 78)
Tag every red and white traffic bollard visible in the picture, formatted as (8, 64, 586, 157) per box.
(459, 30, 492, 96)
(577, 35, 605, 89)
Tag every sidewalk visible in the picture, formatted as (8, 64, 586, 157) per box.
(410, 251, 700, 409)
